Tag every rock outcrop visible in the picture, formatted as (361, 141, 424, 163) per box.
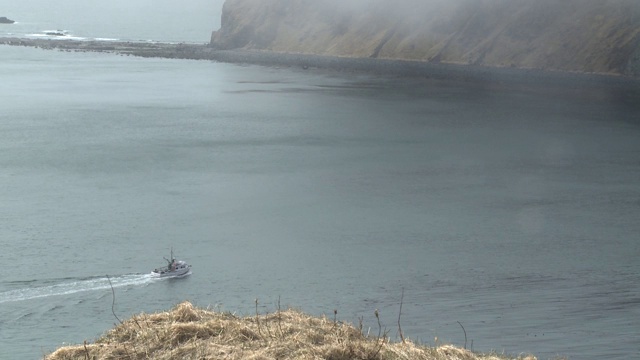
(210, 0, 640, 76)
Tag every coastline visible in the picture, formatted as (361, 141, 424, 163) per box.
(2, 37, 639, 90)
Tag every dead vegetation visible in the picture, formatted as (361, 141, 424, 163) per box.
(45, 301, 538, 360)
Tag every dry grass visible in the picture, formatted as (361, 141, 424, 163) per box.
(45, 301, 537, 360)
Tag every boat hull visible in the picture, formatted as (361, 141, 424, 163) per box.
(151, 267, 191, 278)
(151, 259, 191, 278)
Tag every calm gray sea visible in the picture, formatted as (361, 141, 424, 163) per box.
(1, 2, 640, 359)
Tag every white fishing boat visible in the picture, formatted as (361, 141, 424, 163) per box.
(151, 249, 191, 278)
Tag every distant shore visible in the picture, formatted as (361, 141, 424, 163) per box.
(2, 37, 639, 89)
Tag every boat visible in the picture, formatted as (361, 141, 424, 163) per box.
(151, 249, 191, 278)
(0, 17, 15, 24)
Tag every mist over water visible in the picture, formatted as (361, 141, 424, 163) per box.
(2, 2, 640, 360)
(1, 0, 223, 42)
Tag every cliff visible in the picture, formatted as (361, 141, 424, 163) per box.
(210, 0, 640, 76)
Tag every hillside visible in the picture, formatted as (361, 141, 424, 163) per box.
(210, 0, 640, 76)
(45, 301, 539, 360)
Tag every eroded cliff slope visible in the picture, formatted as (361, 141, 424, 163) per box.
(210, 0, 640, 76)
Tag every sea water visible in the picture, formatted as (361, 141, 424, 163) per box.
(1, 2, 639, 359)
(0, 0, 222, 42)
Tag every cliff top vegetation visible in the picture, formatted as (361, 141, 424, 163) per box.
(45, 301, 542, 360)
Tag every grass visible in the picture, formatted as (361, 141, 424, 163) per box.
(45, 301, 539, 360)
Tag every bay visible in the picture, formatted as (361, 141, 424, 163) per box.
(1, 2, 639, 359)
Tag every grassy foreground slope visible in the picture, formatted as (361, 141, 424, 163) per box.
(46, 302, 538, 360)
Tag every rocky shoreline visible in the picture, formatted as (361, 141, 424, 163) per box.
(2, 37, 638, 89)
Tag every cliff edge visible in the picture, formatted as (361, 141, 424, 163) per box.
(210, 0, 640, 76)
(45, 301, 537, 360)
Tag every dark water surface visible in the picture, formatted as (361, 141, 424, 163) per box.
(1, 42, 639, 360)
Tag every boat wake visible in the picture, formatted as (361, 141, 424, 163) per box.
(0, 274, 157, 304)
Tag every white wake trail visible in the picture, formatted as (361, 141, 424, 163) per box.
(0, 274, 157, 304)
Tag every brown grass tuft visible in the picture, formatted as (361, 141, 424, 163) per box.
(45, 301, 539, 360)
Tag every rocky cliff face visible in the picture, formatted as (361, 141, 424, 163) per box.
(210, 0, 640, 76)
